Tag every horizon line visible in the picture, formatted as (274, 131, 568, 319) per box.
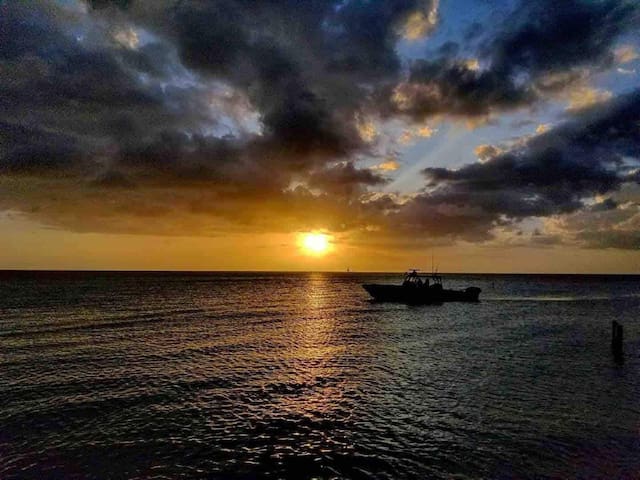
(0, 269, 638, 276)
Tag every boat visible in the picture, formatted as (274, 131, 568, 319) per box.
(362, 270, 481, 304)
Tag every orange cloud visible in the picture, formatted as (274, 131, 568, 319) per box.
(474, 144, 503, 162)
(374, 159, 400, 171)
(398, 125, 437, 144)
(535, 123, 550, 134)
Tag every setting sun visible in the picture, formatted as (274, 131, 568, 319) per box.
(299, 233, 332, 256)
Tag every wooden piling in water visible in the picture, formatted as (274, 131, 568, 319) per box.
(612, 320, 624, 362)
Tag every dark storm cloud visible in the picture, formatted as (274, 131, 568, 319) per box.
(0, 122, 81, 175)
(0, 2, 211, 145)
(113, 130, 295, 194)
(402, 89, 640, 241)
(115, 130, 240, 181)
(308, 163, 388, 197)
(1, 0, 639, 247)
(590, 198, 619, 212)
(487, 0, 637, 78)
(158, 0, 438, 163)
(1, 0, 436, 197)
(0, 1, 58, 61)
(86, 0, 133, 9)
(389, 57, 535, 118)
(168, 0, 428, 80)
(388, 0, 640, 120)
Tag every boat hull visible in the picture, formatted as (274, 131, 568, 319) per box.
(362, 284, 480, 303)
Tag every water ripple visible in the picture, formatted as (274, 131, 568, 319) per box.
(1, 272, 640, 479)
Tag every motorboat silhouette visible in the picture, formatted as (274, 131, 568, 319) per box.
(363, 270, 481, 304)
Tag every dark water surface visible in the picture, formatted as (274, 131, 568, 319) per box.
(2, 272, 640, 479)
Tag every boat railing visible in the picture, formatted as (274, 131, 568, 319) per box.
(403, 270, 442, 286)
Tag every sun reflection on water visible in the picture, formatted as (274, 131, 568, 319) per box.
(277, 273, 349, 418)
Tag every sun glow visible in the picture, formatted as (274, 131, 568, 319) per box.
(299, 232, 332, 256)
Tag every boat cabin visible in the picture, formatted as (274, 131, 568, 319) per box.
(402, 270, 442, 288)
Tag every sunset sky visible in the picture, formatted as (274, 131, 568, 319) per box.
(2, 0, 640, 272)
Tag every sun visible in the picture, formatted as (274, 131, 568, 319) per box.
(299, 232, 332, 256)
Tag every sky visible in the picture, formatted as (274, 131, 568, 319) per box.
(1, 0, 640, 272)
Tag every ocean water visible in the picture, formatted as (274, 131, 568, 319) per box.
(1, 271, 639, 480)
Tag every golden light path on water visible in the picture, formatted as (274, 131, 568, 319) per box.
(281, 273, 344, 419)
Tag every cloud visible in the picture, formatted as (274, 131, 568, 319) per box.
(400, 0, 439, 40)
(590, 197, 619, 212)
(1, 0, 445, 237)
(397, 89, 640, 242)
(373, 159, 401, 171)
(614, 45, 639, 64)
(0, 122, 81, 175)
(112, 28, 140, 49)
(385, 0, 639, 122)
(474, 144, 504, 162)
(1, 0, 639, 252)
(85, 0, 133, 9)
(464, 58, 480, 71)
(487, 0, 636, 76)
(535, 124, 550, 134)
(547, 184, 640, 249)
(308, 163, 388, 197)
(398, 125, 437, 144)
(387, 57, 535, 120)
(356, 117, 378, 143)
(566, 87, 612, 111)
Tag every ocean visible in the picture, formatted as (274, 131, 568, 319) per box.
(1, 272, 639, 479)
